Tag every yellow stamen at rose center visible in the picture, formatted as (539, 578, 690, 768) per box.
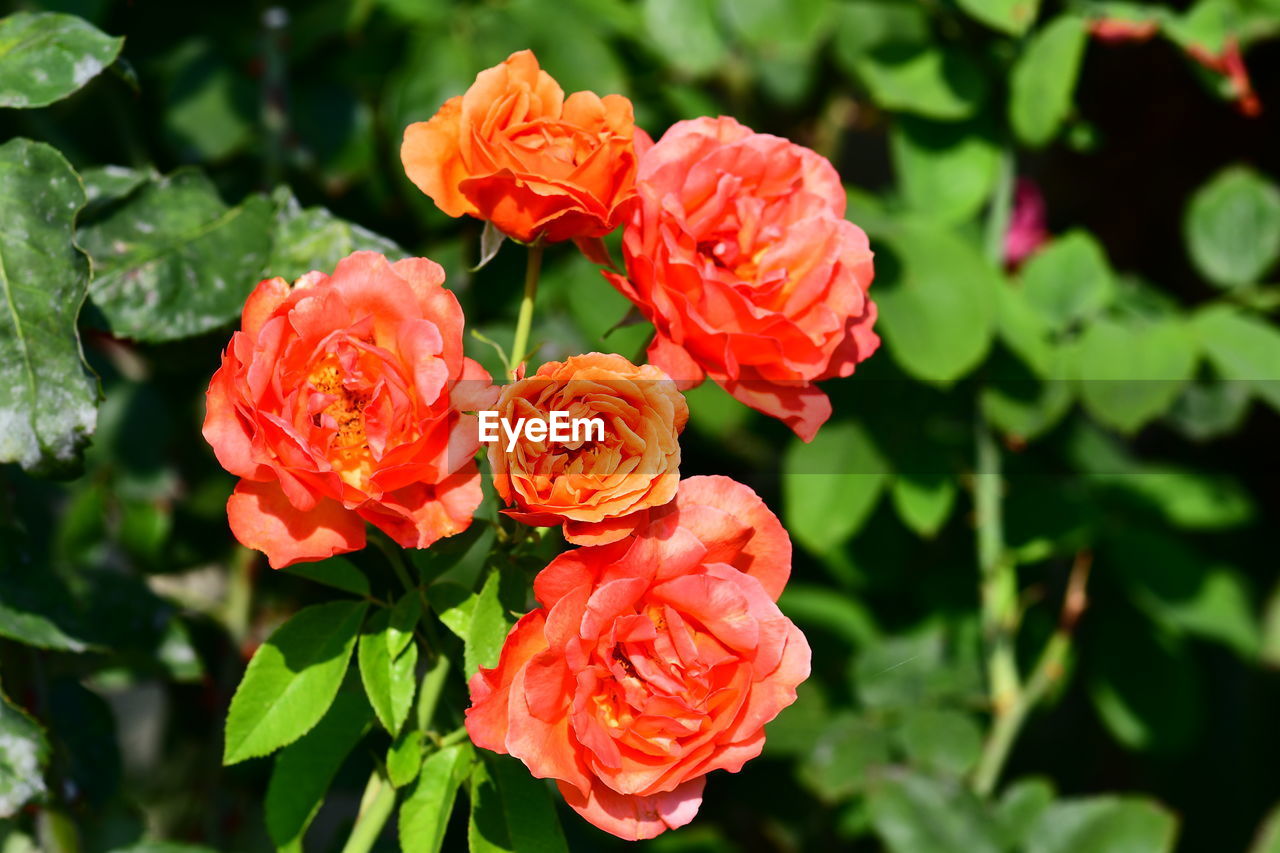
(309, 359, 373, 489)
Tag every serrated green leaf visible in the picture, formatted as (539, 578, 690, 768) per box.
(358, 608, 418, 735)
(0, 692, 49, 818)
(1184, 167, 1280, 288)
(1025, 795, 1178, 853)
(267, 189, 404, 283)
(223, 600, 367, 764)
(1073, 317, 1198, 433)
(281, 556, 369, 597)
(1009, 15, 1087, 147)
(79, 170, 274, 343)
(875, 223, 998, 383)
(399, 742, 472, 853)
(0, 12, 123, 108)
(783, 420, 888, 553)
(1020, 231, 1115, 332)
(0, 138, 98, 476)
(265, 690, 372, 851)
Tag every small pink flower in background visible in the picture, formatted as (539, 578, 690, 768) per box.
(1088, 18, 1159, 44)
(1005, 178, 1049, 268)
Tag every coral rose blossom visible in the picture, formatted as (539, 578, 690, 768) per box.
(489, 352, 688, 546)
(202, 251, 496, 569)
(400, 50, 639, 244)
(466, 475, 809, 840)
(605, 116, 878, 442)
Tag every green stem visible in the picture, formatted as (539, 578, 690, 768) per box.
(339, 768, 397, 853)
(509, 242, 544, 378)
(416, 652, 452, 732)
(975, 418, 1020, 720)
(438, 726, 470, 748)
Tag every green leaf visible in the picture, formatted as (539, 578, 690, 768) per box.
(852, 45, 987, 120)
(1009, 15, 1088, 147)
(79, 170, 274, 343)
(719, 0, 829, 54)
(0, 566, 92, 652)
(0, 12, 123, 108)
(1020, 231, 1115, 332)
(890, 117, 1000, 225)
(642, 0, 726, 77)
(891, 473, 956, 538)
(0, 138, 97, 475)
(358, 608, 418, 735)
(399, 742, 472, 853)
(867, 771, 1002, 853)
(388, 592, 421, 659)
(1193, 305, 1280, 412)
(0, 691, 49, 818)
(994, 777, 1056, 848)
(895, 709, 983, 777)
(1250, 800, 1280, 853)
(1025, 795, 1178, 853)
(265, 690, 372, 851)
(281, 556, 369, 598)
(387, 727, 425, 789)
(1184, 167, 1280, 288)
(1100, 465, 1253, 530)
(80, 164, 153, 216)
(783, 419, 888, 552)
(466, 570, 513, 678)
(469, 753, 569, 853)
(799, 713, 892, 802)
(223, 600, 367, 764)
(956, 0, 1041, 35)
(1073, 317, 1198, 433)
(875, 223, 999, 383)
(833, 0, 930, 70)
(267, 189, 404, 283)
(855, 627, 983, 710)
(778, 584, 880, 647)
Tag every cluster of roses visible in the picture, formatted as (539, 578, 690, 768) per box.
(203, 51, 876, 840)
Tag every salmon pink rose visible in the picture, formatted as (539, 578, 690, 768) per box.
(605, 116, 878, 442)
(465, 475, 808, 840)
(401, 50, 640, 244)
(489, 352, 688, 546)
(202, 251, 496, 569)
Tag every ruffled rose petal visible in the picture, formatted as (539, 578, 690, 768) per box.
(226, 479, 364, 569)
(557, 775, 704, 841)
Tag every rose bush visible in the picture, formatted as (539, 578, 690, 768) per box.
(400, 49, 640, 245)
(202, 251, 495, 568)
(489, 352, 688, 545)
(605, 116, 879, 442)
(466, 475, 808, 840)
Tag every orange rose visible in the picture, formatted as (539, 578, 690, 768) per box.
(400, 50, 640, 244)
(202, 251, 496, 568)
(465, 476, 808, 840)
(487, 353, 687, 546)
(605, 116, 879, 442)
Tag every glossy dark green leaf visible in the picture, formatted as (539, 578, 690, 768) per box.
(1009, 15, 1087, 146)
(357, 608, 418, 735)
(281, 556, 370, 598)
(0, 138, 97, 475)
(265, 690, 372, 850)
(224, 600, 367, 764)
(79, 170, 273, 343)
(399, 742, 472, 853)
(0, 12, 123, 108)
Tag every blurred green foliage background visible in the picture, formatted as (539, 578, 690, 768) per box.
(2, 0, 1280, 851)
